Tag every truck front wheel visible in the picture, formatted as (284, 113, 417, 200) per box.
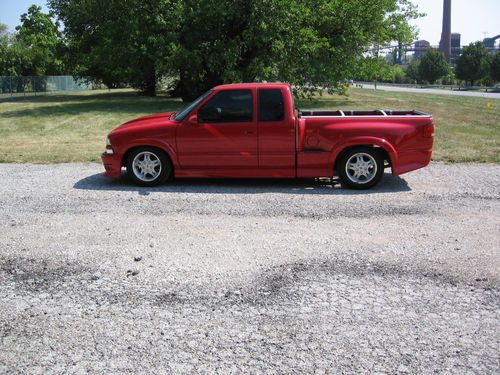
(338, 147, 384, 189)
(126, 147, 172, 187)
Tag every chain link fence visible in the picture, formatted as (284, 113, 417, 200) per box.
(0, 76, 95, 98)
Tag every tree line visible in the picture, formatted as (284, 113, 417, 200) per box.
(1, 1, 499, 99)
(353, 43, 500, 87)
(1, 0, 420, 99)
(402, 43, 500, 86)
(0, 6, 64, 76)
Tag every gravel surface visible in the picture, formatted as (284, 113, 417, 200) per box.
(0, 162, 499, 374)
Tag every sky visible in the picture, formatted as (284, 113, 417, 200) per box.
(0, 0, 49, 31)
(0, 0, 499, 46)
(410, 0, 500, 45)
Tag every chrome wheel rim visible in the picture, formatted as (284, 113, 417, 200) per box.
(345, 153, 377, 184)
(132, 152, 162, 182)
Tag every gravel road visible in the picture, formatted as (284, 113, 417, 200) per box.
(1, 163, 499, 374)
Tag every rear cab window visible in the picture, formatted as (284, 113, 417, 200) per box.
(258, 89, 285, 122)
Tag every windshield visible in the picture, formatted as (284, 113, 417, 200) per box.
(174, 90, 213, 121)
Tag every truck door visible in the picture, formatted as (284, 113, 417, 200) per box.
(257, 88, 295, 176)
(177, 89, 258, 169)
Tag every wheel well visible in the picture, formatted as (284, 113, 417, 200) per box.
(334, 145, 391, 172)
(122, 146, 173, 168)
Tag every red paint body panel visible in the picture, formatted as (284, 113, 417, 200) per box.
(257, 86, 296, 177)
(101, 83, 434, 180)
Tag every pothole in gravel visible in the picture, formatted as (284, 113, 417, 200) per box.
(149, 258, 499, 310)
(0, 256, 89, 292)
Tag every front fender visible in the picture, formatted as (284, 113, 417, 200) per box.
(118, 138, 179, 168)
(328, 136, 398, 169)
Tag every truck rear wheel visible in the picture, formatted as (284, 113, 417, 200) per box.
(338, 147, 384, 189)
(126, 147, 172, 187)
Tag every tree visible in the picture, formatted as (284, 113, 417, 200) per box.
(0, 24, 12, 75)
(390, 65, 406, 83)
(0, 23, 14, 87)
(417, 48, 450, 84)
(455, 42, 492, 86)
(0, 23, 9, 61)
(169, 0, 422, 100)
(49, 0, 421, 99)
(491, 53, 500, 83)
(0, 23, 31, 77)
(49, 0, 180, 95)
(405, 59, 420, 83)
(354, 56, 394, 86)
(15, 5, 64, 75)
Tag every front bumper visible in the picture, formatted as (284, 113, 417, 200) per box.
(101, 152, 122, 178)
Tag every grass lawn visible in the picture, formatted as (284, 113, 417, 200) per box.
(0, 88, 498, 163)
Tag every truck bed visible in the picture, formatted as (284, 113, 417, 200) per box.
(299, 109, 431, 117)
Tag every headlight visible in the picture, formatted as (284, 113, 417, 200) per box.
(105, 136, 114, 154)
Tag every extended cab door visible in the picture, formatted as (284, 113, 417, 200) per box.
(177, 89, 258, 169)
(257, 88, 296, 176)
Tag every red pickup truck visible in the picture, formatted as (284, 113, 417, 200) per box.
(102, 83, 434, 189)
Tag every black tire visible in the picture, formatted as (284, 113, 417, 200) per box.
(126, 147, 172, 187)
(338, 146, 384, 190)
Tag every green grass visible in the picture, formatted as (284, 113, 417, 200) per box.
(0, 88, 498, 163)
(0, 89, 183, 163)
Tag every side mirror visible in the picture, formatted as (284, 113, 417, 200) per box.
(187, 114, 198, 125)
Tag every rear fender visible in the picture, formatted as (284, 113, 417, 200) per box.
(328, 137, 397, 170)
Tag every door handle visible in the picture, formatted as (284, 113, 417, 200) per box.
(245, 130, 255, 135)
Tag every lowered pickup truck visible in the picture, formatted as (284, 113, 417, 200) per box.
(102, 83, 434, 189)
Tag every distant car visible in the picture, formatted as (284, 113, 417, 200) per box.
(102, 83, 434, 189)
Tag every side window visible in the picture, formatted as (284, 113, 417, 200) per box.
(198, 90, 253, 123)
(258, 89, 284, 122)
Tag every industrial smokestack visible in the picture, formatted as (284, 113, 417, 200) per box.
(439, 0, 452, 62)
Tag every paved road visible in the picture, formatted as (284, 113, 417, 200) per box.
(1, 163, 499, 374)
(357, 84, 500, 99)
